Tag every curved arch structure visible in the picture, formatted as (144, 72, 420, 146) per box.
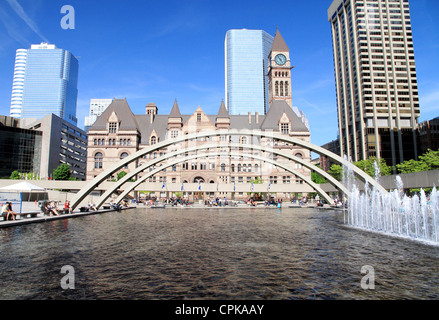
(94, 142, 349, 209)
(71, 130, 388, 210)
(114, 151, 335, 207)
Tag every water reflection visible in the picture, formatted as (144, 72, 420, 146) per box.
(1, 207, 439, 299)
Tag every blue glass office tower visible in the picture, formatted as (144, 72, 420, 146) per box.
(225, 29, 274, 115)
(10, 43, 79, 125)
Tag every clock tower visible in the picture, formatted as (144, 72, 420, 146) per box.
(268, 28, 294, 108)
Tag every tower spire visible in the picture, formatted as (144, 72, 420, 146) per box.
(270, 28, 289, 53)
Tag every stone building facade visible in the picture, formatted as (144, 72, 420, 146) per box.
(86, 30, 312, 201)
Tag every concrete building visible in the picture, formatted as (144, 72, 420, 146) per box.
(84, 99, 113, 132)
(26, 114, 87, 180)
(0, 116, 42, 178)
(320, 139, 341, 172)
(225, 29, 274, 115)
(328, 0, 420, 166)
(9, 43, 79, 126)
(419, 116, 439, 154)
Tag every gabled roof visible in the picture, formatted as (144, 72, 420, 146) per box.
(90, 98, 139, 131)
(261, 100, 309, 132)
(270, 28, 289, 53)
(169, 99, 182, 118)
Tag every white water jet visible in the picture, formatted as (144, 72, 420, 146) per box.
(344, 160, 439, 244)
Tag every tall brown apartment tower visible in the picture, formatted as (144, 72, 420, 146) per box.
(328, 0, 420, 167)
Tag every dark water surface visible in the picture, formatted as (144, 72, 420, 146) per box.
(1, 207, 439, 300)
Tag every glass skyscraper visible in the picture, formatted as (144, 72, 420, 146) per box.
(9, 43, 79, 126)
(225, 29, 274, 115)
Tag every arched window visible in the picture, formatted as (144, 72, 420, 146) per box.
(151, 136, 157, 145)
(221, 163, 226, 172)
(120, 152, 129, 169)
(94, 152, 103, 169)
(241, 136, 247, 144)
(285, 81, 289, 97)
(94, 139, 97, 145)
(238, 164, 241, 172)
(295, 153, 303, 169)
(280, 81, 284, 96)
(275, 81, 279, 96)
(255, 164, 259, 172)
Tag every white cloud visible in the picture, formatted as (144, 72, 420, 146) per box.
(6, 0, 48, 43)
(0, 5, 29, 45)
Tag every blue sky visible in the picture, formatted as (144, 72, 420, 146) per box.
(0, 0, 438, 148)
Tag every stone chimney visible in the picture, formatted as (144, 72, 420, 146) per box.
(248, 112, 252, 124)
(255, 112, 259, 124)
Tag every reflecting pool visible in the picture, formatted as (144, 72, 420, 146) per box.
(1, 207, 439, 299)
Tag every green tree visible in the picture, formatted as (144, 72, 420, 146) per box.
(117, 171, 128, 181)
(174, 191, 183, 199)
(52, 163, 71, 180)
(418, 149, 439, 170)
(396, 149, 439, 173)
(396, 159, 429, 173)
(328, 164, 343, 181)
(311, 171, 327, 184)
(354, 157, 392, 178)
(10, 170, 20, 180)
(250, 176, 264, 184)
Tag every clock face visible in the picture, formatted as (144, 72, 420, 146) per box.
(275, 54, 287, 66)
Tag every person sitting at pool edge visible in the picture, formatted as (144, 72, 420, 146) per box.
(2, 202, 17, 221)
(64, 200, 72, 214)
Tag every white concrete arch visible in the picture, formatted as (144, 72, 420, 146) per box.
(71, 129, 387, 210)
(113, 151, 334, 206)
(93, 142, 349, 209)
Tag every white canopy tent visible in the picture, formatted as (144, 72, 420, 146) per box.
(0, 182, 47, 213)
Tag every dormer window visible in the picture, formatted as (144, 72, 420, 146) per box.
(171, 130, 179, 139)
(109, 122, 117, 133)
(281, 123, 290, 134)
(197, 113, 202, 122)
(151, 136, 157, 145)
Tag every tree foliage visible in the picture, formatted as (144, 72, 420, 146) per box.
(328, 164, 343, 181)
(10, 170, 20, 180)
(354, 157, 392, 178)
(52, 163, 71, 180)
(311, 171, 327, 184)
(397, 149, 439, 173)
(117, 171, 128, 181)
